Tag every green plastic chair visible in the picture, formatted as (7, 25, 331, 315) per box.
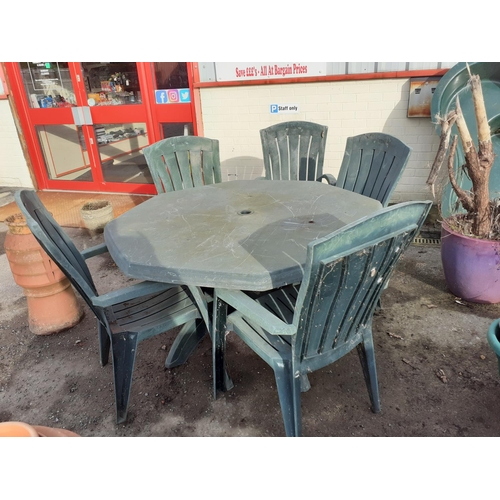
(334, 133, 412, 207)
(142, 135, 223, 372)
(15, 189, 211, 424)
(212, 200, 432, 437)
(259, 121, 335, 183)
(143, 136, 222, 193)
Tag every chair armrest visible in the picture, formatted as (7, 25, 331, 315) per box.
(81, 243, 108, 260)
(216, 288, 296, 336)
(92, 281, 177, 308)
(316, 173, 336, 185)
(188, 285, 213, 330)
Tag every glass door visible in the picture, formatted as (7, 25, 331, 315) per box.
(13, 62, 92, 185)
(5, 62, 196, 195)
(79, 62, 153, 192)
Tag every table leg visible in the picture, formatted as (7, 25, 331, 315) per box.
(165, 318, 207, 369)
(213, 292, 234, 396)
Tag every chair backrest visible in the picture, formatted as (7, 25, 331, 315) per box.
(336, 133, 411, 207)
(142, 136, 221, 193)
(260, 121, 328, 181)
(14, 190, 107, 326)
(291, 200, 431, 372)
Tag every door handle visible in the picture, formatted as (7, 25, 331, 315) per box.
(71, 106, 93, 126)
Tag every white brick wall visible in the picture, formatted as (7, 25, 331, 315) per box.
(0, 100, 33, 188)
(200, 78, 439, 202)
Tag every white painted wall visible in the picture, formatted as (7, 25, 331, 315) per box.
(0, 100, 33, 188)
(0, 77, 441, 201)
(199, 78, 439, 202)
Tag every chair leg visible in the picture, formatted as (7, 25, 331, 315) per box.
(274, 360, 302, 437)
(110, 332, 139, 424)
(165, 319, 207, 369)
(98, 321, 111, 367)
(300, 373, 311, 392)
(356, 332, 381, 413)
(212, 295, 233, 398)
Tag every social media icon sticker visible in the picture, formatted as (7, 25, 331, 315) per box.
(168, 90, 179, 102)
(179, 89, 191, 103)
(155, 90, 169, 104)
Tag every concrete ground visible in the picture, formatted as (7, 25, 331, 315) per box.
(1, 198, 500, 438)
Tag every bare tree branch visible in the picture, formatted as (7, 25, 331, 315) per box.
(427, 111, 457, 188)
(455, 96, 475, 155)
(447, 135, 474, 212)
(470, 75, 491, 145)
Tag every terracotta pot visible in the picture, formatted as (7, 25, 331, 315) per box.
(32, 425, 80, 437)
(4, 213, 83, 335)
(0, 421, 39, 437)
(0, 421, 80, 437)
(441, 221, 500, 303)
(80, 200, 114, 236)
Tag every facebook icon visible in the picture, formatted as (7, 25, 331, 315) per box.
(270, 104, 278, 113)
(155, 90, 169, 104)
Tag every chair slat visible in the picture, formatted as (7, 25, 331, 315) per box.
(277, 129, 291, 180)
(119, 295, 200, 332)
(363, 149, 386, 197)
(176, 150, 195, 189)
(353, 149, 375, 194)
(112, 287, 191, 320)
(161, 149, 185, 191)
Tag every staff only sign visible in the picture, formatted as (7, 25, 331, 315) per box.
(214, 63, 327, 82)
(270, 104, 299, 114)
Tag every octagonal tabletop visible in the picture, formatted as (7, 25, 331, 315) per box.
(104, 180, 383, 291)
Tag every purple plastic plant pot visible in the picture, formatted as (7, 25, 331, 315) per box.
(441, 221, 500, 303)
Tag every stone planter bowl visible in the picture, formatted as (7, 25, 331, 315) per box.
(80, 200, 114, 236)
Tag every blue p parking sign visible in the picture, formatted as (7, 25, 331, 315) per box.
(270, 104, 278, 113)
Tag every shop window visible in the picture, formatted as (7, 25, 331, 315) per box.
(94, 123, 152, 184)
(20, 62, 76, 108)
(82, 63, 141, 106)
(154, 63, 189, 90)
(36, 124, 91, 180)
(162, 122, 193, 139)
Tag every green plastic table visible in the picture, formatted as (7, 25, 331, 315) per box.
(104, 180, 383, 369)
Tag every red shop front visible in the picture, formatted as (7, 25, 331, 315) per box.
(4, 62, 200, 195)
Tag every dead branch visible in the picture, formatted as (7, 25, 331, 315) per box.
(447, 135, 474, 212)
(455, 96, 476, 157)
(470, 75, 491, 144)
(427, 111, 457, 188)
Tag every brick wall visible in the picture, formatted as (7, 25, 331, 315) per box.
(0, 100, 33, 188)
(199, 78, 439, 202)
